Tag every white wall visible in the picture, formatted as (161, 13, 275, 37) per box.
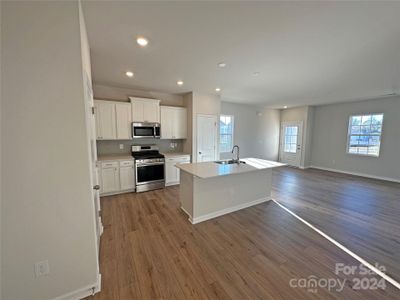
(93, 83, 184, 106)
(311, 96, 400, 181)
(183, 93, 193, 155)
(191, 92, 221, 162)
(255, 107, 281, 161)
(220, 102, 280, 161)
(2, 2, 98, 299)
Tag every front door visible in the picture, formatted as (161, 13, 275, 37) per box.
(197, 114, 218, 162)
(280, 121, 303, 167)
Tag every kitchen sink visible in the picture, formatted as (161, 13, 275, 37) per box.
(215, 160, 246, 165)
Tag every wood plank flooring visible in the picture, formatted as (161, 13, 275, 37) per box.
(87, 168, 400, 299)
(272, 167, 400, 283)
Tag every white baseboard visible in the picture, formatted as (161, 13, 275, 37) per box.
(299, 166, 311, 170)
(190, 197, 271, 224)
(180, 206, 191, 217)
(309, 165, 400, 183)
(52, 274, 101, 300)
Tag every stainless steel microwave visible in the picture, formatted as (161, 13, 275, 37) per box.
(132, 122, 161, 139)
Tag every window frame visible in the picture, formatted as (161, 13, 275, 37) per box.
(219, 114, 234, 154)
(346, 113, 384, 158)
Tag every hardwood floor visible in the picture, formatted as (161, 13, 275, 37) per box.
(87, 169, 400, 299)
(272, 167, 400, 283)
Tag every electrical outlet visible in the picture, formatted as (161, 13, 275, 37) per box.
(35, 260, 50, 277)
(119, 144, 124, 150)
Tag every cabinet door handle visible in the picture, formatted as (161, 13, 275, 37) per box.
(93, 185, 100, 190)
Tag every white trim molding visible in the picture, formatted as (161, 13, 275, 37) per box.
(190, 197, 271, 224)
(52, 274, 101, 300)
(310, 165, 400, 183)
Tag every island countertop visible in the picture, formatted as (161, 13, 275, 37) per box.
(176, 158, 285, 179)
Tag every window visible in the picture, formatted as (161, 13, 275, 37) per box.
(347, 114, 383, 157)
(283, 126, 298, 153)
(219, 115, 234, 153)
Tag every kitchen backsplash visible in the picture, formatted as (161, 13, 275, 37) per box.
(97, 139, 184, 155)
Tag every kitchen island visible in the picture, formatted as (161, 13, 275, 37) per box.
(176, 158, 285, 224)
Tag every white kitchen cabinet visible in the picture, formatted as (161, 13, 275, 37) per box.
(165, 155, 190, 186)
(95, 101, 116, 140)
(160, 106, 187, 139)
(100, 162, 120, 193)
(115, 103, 132, 139)
(99, 159, 135, 195)
(95, 100, 132, 140)
(119, 160, 135, 190)
(130, 97, 160, 123)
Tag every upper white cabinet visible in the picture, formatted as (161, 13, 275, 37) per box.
(95, 101, 116, 140)
(160, 106, 187, 139)
(115, 103, 132, 139)
(129, 97, 160, 123)
(94, 100, 132, 140)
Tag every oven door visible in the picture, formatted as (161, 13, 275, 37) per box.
(136, 162, 165, 185)
(132, 125, 155, 138)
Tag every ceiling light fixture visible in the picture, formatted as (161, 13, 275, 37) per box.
(283, 106, 288, 109)
(136, 36, 149, 47)
(215, 87, 221, 92)
(218, 62, 227, 68)
(177, 80, 184, 86)
(126, 71, 134, 77)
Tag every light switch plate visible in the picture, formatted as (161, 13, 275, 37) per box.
(119, 144, 124, 150)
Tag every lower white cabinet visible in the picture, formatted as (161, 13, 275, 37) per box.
(119, 161, 135, 191)
(99, 159, 135, 195)
(165, 155, 190, 186)
(100, 162, 120, 194)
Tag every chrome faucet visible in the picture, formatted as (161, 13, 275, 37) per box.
(231, 145, 240, 163)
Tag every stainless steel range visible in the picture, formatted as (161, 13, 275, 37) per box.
(132, 145, 165, 193)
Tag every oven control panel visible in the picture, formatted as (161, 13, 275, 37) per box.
(135, 158, 165, 164)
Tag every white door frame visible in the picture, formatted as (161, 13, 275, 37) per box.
(279, 121, 303, 167)
(196, 114, 218, 162)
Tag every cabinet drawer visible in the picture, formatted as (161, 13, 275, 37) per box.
(119, 160, 134, 167)
(166, 156, 190, 163)
(101, 161, 119, 168)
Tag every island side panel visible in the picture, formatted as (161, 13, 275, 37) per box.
(179, 170, 194, 221)
(192, 168, 272, 223)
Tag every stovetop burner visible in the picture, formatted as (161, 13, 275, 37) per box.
(132, 151, 164, 160)
(131, 145, 164, 160)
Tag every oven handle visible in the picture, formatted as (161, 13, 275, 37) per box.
(136, 162, 165, 167)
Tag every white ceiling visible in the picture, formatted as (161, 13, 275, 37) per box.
(82, 1, 400, 107)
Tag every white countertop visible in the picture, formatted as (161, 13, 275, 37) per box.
(161, 152, 191, 158)
(176, 158, 285, 179)
(97, 154, 133, 161)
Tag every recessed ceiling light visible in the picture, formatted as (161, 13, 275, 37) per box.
(217, 62, 227, 68)
(136, 36, 149, 47)
(215, 87, 221, 92)
(253, 72, 260, 76)
(283, 106, 288, 109)
(126, 71, 134, 77)
(177, 80, 184, 86)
